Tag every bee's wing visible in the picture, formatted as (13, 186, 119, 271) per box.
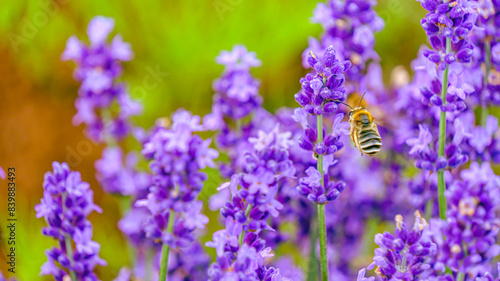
(374, 119, 395, 131)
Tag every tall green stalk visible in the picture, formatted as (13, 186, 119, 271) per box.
(306, 208, 319, 281)
(481, 40, 491, 126)
(159, 210, 176, 281)
(316, 114, 329, 281)
(437, 38, 451, 220)
(65, 235, 78, 281)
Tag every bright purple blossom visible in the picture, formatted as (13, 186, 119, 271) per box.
(294, 46, 351, 204)
(206, 126, 295, 280)
(137, 110, 218, 249)
(35, 162, 105, 281)
(427, 162, 500, 278)
(204, 45, 264, 178)
(359, 211, 436, 280)
(305, 0, 384, 84)
(417, 0, 477, 68)
(62, 16, 140, 142)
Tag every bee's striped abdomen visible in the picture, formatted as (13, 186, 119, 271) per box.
(358, 128, 382, 156)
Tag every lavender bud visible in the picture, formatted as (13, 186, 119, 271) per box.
(298, 136, 314, 151)
(305, 128, 318, 143)
(315, 143, 327, 155)
(444, 53, 456, 64)
(430, 95, 442, 106)
(323, 102, 338, 114)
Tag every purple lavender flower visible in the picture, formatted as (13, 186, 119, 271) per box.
(204, 45, 264, 178)
(207, 44, 262, 123)
(462, 3, 500, 119)
(426, 162, 500, 278)
(206, 126, 295, 280)
(358, 211, 436, 280)
(417, 0, 477, 68)
(294, 46, 351, 204)
(62, 16, 141, 142)
(136, 110, 218, 248)
(305, 0, 384, 85)
(35, 162, 105, 281)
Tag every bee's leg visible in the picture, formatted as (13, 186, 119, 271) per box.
(352, 128, 364, 156)
(350, 128, 356, 148)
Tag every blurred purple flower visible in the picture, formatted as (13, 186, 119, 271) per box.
(35, 162, 105, 281)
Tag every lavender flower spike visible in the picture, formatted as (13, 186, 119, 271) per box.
(137, 109, 218, 280)
(35, 162, 105, 281)
(206, 126, 295, 280)
(416, 0, 478, 220)
(359, 211, 436, 280)
(62, 16, 140, 143)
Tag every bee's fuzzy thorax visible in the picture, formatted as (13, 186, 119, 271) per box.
(349, 107, 373, 123)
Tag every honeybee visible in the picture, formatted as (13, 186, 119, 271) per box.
(338, 92, 382, 156)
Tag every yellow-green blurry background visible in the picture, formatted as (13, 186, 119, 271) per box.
(0, 0, 427, 280)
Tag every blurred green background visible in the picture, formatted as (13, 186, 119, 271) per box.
(0, 0, 427, 280)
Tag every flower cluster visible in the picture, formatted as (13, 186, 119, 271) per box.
(415, 0, 478, 115)
(406, 122, 468, 171)
(35, 162, 105, 281)
(306, 0, 384, 84)
(137, 110, 217, 248)
(418, 0, 477, 67)
(294, 46, 351, 204)
(427, 162, 500, 278)
(210, 44, 262, 121)
(62, 16, 141, 142)
(469, 1, 500, 107)
(296, 46, 352, 114)
(358, 211, 436, 280)
(420, 72, 472, 112)
(203, 45, 264, 178)
(206, 126, 294, 280)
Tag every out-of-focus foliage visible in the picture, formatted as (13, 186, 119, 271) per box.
(0, 0, 430, 280)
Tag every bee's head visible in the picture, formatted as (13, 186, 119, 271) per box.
(350, 107, 372, 124)
(349, 107, 365, 118)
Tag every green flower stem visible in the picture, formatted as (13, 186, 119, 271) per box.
(65, 235, 78, 281)
(238, 205, 252, 246)
(437, 38, 451, 220)
(482, 40, 491, 126)
(317, 204, 328, 281)
(306, 208, 319, 281)
(316, 114, 329, 281)
(457, 272, 465, 281)
(159, 210, 176, 281)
